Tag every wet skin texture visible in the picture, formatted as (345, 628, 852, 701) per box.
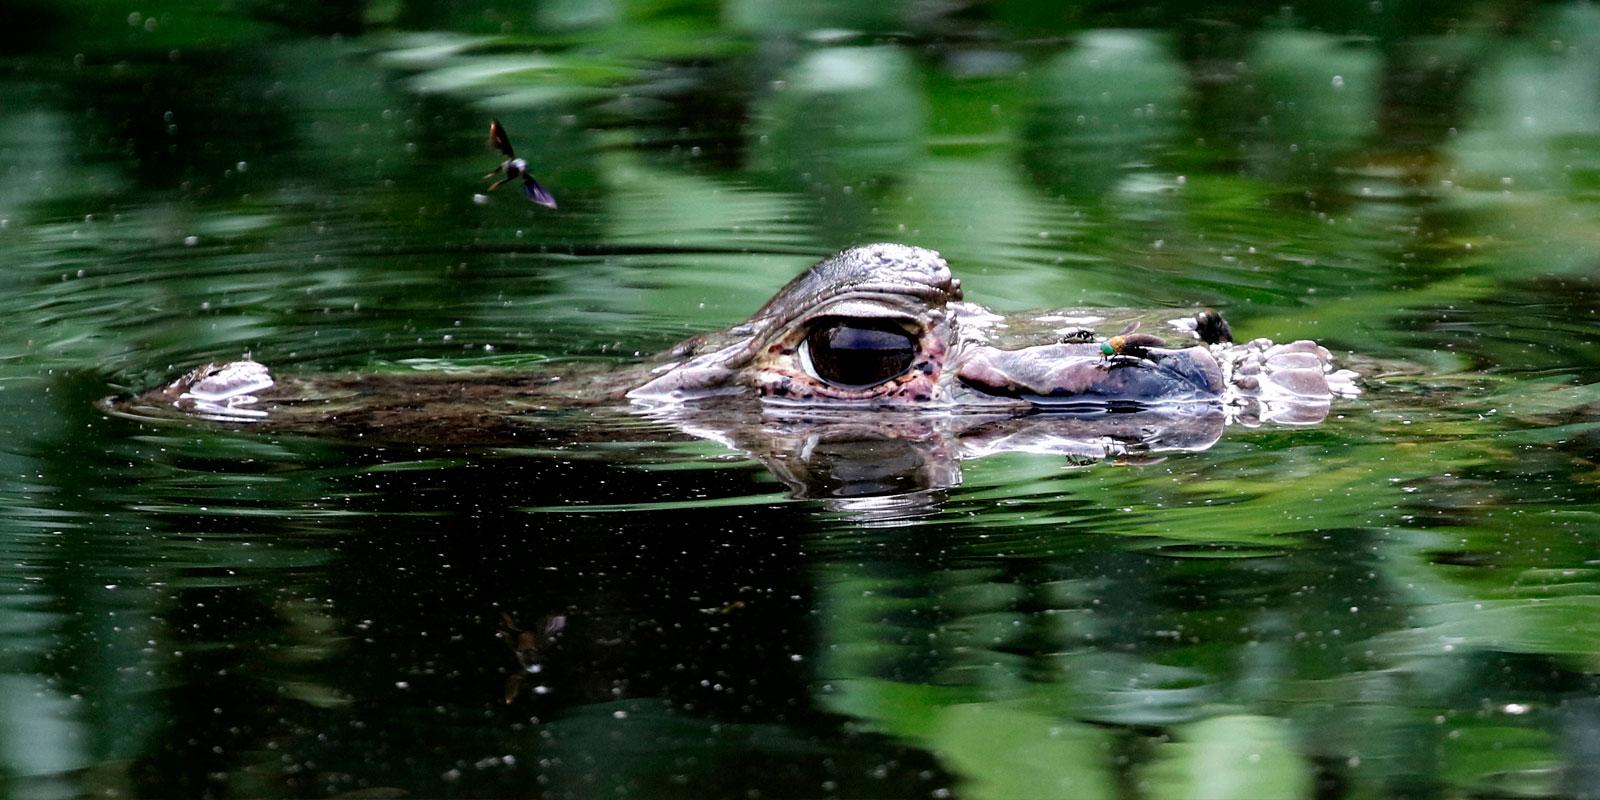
(105, 244, 1358, 457)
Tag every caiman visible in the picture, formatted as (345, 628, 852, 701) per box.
(105, 244, 1358, 498)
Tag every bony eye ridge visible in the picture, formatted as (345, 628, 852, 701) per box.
(801, 319, 919, 389)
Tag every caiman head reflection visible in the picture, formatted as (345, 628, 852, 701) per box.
(107, 244, 1360, 500)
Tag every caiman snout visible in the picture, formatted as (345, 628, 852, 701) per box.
(955, 343, 1223, 405)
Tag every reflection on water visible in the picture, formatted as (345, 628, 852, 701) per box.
(2, 1, 1600, 798)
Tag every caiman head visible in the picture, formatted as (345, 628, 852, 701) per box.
(627, 243, 1353, 416)
(628, 243, 964, 404)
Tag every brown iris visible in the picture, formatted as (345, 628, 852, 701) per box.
(802, 319, 918, 388)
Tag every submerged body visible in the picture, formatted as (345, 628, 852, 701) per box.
(106, 244, 1357, 496)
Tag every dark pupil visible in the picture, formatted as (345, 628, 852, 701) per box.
(805, 321, 917, 388)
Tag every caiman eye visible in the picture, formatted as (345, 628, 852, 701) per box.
(802, 319, 918, 388)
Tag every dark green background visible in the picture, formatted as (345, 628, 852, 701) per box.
(1, 1, 1599, 797)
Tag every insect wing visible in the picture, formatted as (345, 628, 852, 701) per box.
(524, 176, 557, 208)
(541, 615, 567, 638)
(489, 118, 516, 157)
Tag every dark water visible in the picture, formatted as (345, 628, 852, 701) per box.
(3, 1, 1600, 798)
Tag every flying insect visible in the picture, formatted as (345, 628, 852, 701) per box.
(483, 119, 557, 208)
(497, 612, 566, 704)
(1100, 321, 1166, 362)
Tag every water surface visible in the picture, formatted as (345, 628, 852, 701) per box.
(2, 2, 1599, 798)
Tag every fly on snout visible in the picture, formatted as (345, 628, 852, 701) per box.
(483, 118, 557, 208)
(1100, 321, 1166, 364)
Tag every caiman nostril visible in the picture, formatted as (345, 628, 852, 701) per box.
(1194, 309, 1233, 344)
